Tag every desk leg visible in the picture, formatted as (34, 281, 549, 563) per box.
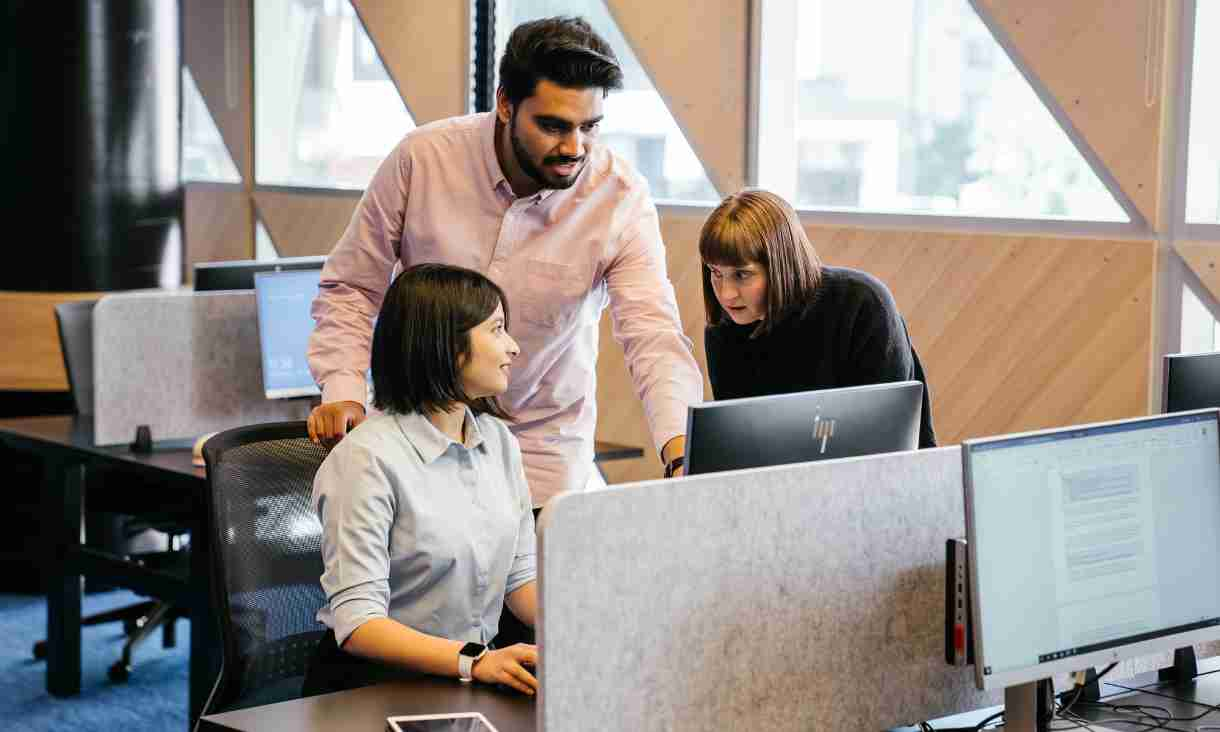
(188, 505, 221, 729)
(47, 462, 84, 697)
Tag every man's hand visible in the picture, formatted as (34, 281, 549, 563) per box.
(472, 643, 538, 695)
(307, 400, 367, 447)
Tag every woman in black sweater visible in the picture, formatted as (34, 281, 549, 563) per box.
(699, 189, 936, 448)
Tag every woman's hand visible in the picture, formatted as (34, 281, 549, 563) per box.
(471, 643, 538, 695)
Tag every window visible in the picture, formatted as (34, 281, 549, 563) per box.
(254, 0, 414, 189)
(182, 67, 242, 183)
(1186, 0, 1220, 224)
(1181, 282, 1220, 354)
(494, 1, 718, 202)
(757, 0, 1126, 221)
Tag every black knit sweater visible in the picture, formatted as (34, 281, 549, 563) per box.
(704, 266, 936, 448)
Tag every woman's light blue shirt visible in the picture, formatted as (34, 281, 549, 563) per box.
(313, 407, 536, 646)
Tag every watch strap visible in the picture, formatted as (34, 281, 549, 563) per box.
(458, 644, 486, 682)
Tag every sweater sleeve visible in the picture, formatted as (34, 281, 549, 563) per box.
(844, 278, 914, 387)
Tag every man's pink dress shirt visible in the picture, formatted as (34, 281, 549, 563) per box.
(308, 112, 703, 505)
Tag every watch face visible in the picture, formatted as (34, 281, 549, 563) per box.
(460, 642, 486, 657)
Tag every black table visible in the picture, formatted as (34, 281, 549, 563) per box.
(0, 414, 642, 731)
(0, 414, 219, 731)
(198, 676, 534, 732)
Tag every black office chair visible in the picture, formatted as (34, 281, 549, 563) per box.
(32, 300, 191, 682)
(199, 421, 330, 717)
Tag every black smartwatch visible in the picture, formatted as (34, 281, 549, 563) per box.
(663, 455, 685, 478)
(458, 642, 487, 682)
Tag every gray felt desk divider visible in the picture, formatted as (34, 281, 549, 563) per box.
(93, 290, 313, 446)
(537, 446, 997, 731)
(538, 445, 1220, 731)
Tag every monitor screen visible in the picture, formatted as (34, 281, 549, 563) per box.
(683, 380, 923, 475)
(1164, 351, 1220, 414)
(194, 255, 326, 292)
(963, 410, 1220, 691)
(254, 269, 323, 399)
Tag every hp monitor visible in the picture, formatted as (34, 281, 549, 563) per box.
(194, 255, 326, 292)
(963, 410, 1220, 729)
(683, 380, 923, 476)
(254, 269, 323, 399)
(1164, 350, 1220, 414)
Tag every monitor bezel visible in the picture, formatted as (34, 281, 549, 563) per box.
(193, 255, 327, 292)
(962, 408, 1220, 691)
(253, 268, 323, 401)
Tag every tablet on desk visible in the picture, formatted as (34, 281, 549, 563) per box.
(386, 712, 499, 732)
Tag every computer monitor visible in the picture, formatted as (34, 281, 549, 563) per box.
(683, 380, 923, 475)
(254, 269, 323, 399)
(963, 410, 1220, 729)
(1164, 350, 1220, 414)
(194, 255, 326, 292)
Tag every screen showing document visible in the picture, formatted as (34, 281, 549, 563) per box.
(969, 412, 1220, 677)
(254, 269, 323, 399)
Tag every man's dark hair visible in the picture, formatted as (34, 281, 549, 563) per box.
(498, 16, 623, 106)
(371, 263, 512, 420)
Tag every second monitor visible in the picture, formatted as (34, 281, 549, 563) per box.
(254, 268, 323, 400)
(683, 380, 923, 476)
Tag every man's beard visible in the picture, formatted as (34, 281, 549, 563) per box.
(510, 110, 584, 190)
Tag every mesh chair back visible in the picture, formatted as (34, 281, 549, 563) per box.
(202, 422, 330, 712)
(54, 300, 98, 416)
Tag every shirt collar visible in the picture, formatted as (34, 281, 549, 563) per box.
(396, 406, 486, 465)
(481, 111, 558, 205)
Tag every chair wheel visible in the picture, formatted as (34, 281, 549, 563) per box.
(108, 662, 130, 683)
(32, 641, 47, 660)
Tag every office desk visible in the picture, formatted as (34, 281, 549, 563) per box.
(198, 676, 534, 732)
(910, 659, 1220, 731)
(0, 414, 219, 732)
(0, 414, 641, 730)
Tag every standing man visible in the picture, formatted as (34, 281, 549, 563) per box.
(307, 16, 702, 506)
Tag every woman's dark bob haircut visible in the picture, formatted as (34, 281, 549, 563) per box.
(371, 263, 512, 420)
(699, 188, 822, 338)
(498, 15, 623, 106)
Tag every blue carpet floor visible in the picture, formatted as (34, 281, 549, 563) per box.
(0, 591, 188, 731)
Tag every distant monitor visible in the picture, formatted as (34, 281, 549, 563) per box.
(194, 255, 326, 292)
(1164, 350, 1220, 414)
(683, 380, 923, 475)
(963, 410, 1220, 727)
(254, 269, 323, 399)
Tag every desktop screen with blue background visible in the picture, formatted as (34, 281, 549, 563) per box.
(255, 269, 324, 399)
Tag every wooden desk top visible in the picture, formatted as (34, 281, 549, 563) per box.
(198, 676, 535, 732)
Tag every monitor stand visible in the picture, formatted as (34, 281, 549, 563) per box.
(999, 680, 1120, 732)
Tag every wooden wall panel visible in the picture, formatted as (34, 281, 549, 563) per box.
(594, 211, 1155, 484)
(184, 0, 253, 182)
(976, 0, 1163, 227)
(0, 292, 105, 391)
(1178, 241, 1220, 303)
(253, 191, 360, 258)
(352, 0, 469, 124)
(185, 186, 253, 282)
(604, 0, 748, 197)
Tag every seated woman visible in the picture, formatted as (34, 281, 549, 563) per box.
(303, 263, 539, 697)
(699, 189, 936, 448)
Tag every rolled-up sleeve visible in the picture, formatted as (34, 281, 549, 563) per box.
(308, 143, 411, 406)
(504, 440, 537, 594)
(314, 442, 398, 646)
(606, 198, 704, 454)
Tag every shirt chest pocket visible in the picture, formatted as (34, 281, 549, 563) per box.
(516, 259, 588, 330)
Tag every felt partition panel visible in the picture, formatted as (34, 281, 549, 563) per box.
(93, 291, 311, 446)
(538, 446, 1216, 730)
